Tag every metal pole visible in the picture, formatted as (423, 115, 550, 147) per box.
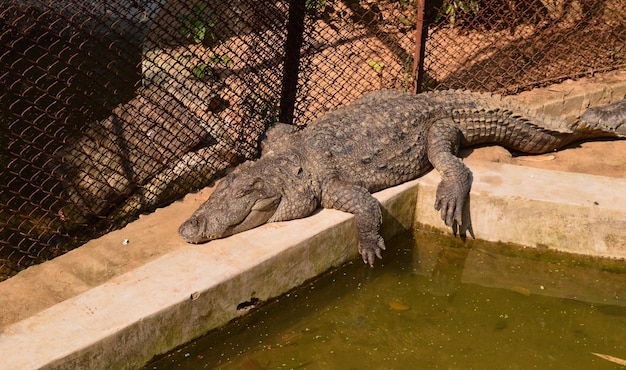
(279, 0, 306, 124)
(411, 0, 427, 94)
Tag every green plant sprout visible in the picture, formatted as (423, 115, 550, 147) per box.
(396, 0, 417, 29)
(368, 60, 385, 73)
(368, 60, 385, 89)
(188, 55, 234, 80)
(436, 0, 479, 28)
(305, 0, 329, 13)
(211, 55, 233, 67)
(190, 63, 211, 80)
(179, 3, 216, 45)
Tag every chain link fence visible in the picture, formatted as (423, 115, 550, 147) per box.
(1, 0, 624, 280)
(420, 0, 626, 93)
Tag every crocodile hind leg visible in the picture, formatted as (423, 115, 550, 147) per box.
(426, 118, 473, 235)
(580, 99, 626, 134)
(321, 179, 386, 267)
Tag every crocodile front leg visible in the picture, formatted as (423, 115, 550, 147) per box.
(321, 179, 386, 266)
(427, 118, 472, 234)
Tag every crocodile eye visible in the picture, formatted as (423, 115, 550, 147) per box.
(252, 179, 265, 190)
(231, 179, 263, 198)
(191, 217, 203, 230)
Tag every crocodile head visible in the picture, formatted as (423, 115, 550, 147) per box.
(178, 171, 281, 243)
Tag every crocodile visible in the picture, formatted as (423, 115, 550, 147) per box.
(179, 90, 626, 266)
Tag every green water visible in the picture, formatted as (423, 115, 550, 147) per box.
(147, 231, 626, 369)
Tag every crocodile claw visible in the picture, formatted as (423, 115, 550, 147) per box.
(359, 234, 386, 267)
(434, 179, 467, 228)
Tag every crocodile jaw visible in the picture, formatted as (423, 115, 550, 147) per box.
(178, 173, 281, 243)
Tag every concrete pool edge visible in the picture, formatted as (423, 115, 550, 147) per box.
(417, 159, 626, 259)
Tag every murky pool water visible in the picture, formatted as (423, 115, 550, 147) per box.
(146, 231, 626, 369)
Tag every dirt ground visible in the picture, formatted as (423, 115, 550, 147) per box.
(464, 139, 626, 179)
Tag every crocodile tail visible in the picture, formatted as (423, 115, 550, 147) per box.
(452, 91, 626, 154)
(444, 91, 570, 154)
(578, 100, 626, 137)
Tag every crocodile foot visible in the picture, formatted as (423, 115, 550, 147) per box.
(359, 233, 386, 267)
(581, 100, 626, 135)
(434, 177, 469, 228)
(434, 176, 475, 239)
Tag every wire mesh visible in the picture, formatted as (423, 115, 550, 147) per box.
(294, 0, 417, 124)
(1, 0, 624, 280)
(421, 0, 626, 93)
(1, 0, 289, 279)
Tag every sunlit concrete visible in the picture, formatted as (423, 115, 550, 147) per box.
(416, 159, 626, 258)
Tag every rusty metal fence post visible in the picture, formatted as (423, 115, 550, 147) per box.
(411, 0, 427, 94)
(279, 0, 307, 125)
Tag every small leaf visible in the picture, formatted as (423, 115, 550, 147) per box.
(212, 55, 234, 67)
(368, 60, 385, 73)
(191, 63, 211, 79)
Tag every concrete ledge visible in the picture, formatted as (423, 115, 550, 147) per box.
(415, 158, 626, 258)
(513, 70, 626, 117)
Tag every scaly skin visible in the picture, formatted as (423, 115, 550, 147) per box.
(179, 90, 626, 266)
